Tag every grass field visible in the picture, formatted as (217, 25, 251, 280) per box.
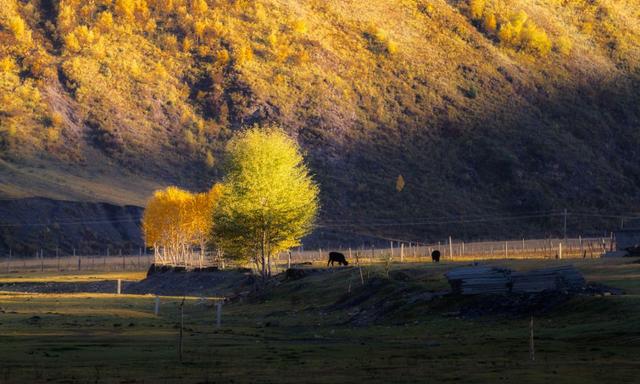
(0, 258, 639, 383)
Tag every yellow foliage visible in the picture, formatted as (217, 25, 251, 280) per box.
(469, 0, 485, 20)
(216, 48, 230, 65)
(57, 4, 76, 33)
(142, 184, 223, 263)
(496, 10, 551, 56)
(115, 0, 135, 20)
(193, 20, 206, 39)
(521, 23, 551, 56)
(267, 31, 278, 47)
(205, 150, 215, 168)
(162, 33, 179, 51)
(365, 26, 398, 55)
(96, 11, 114, 32)
(254, 3, 267, 22)
(291, 19, 308, 34)
(236, 45, 253, 64)
(182, 37, 193, 52)
(49, 112, 64, 127)
(46, 127, 60, 143)
(483, 13, 497, 33)
(64, 32, 82, 53)
(191, 0, 208, 15)
(75, 25, 97, 46)
(510, 10, 528, 32)
(0, 57, 17, 73)
(144, 18, 157, 32)
(9, 16, 31, 43)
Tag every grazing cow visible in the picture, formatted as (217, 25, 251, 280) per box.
(328, 252, 349, 266)
(431, 250, 441, 263)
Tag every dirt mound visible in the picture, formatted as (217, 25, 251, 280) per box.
(125, 266, 256, 297)
(329, 277, 447, 326)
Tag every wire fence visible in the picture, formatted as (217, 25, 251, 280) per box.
(1, 236, 615, 274)
(282, 236, 614, 265)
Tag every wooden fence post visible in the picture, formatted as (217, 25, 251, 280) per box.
(178, 298, 185, 362)
(449, 236, 453, 260)
(530, 316, 535, 361)
(390, 241, 394, 259)
(216, 301, 223, 328)
(154, 296, 160, 315)
(400, 243, 404, 263)
(117, 279, 122, 295)
(356, 251, 364, 286)
(559, 243, 563, 259)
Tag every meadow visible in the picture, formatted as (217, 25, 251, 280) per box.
(0, 257, 639, 383)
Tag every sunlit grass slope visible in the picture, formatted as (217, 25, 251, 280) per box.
(0, 0, 639, 236)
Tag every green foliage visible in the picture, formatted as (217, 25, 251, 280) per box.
(212, 126, 319, 279)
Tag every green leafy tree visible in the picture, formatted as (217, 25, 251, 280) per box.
(211, 126, 319, 279)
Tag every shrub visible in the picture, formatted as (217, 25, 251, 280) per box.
(235, 45, 253, 64)
(521, 23, 551, 55)
(364, 26, 398, 55)
(555, 36, 572, 55)
(483, 13, 497, 34)
(162, 33, 179, 51)
(216, 49, 230, 65)
(291, 19, 308, 34)
(205, 150, 215, 168)
(46, 127, 60, 143)
(50, 112, 64, 127)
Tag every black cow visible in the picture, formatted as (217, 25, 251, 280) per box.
(328, 252, 349, 266)
(431, 250, 441, 263)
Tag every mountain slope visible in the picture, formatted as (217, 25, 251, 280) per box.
(1, 0, 640, 241)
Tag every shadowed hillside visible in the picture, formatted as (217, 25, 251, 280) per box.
(1, 0, 639, 242)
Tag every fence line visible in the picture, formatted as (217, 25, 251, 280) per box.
(1, 236, 615, 274)
(282, 236, 614, 264)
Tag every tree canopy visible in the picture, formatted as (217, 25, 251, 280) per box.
(142, 184, 222, 266)
(211, 126, 319, 279)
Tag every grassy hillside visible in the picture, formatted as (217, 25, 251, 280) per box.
(1, 0, 640, 240)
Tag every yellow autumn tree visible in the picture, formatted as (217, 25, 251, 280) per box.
(187, 183, 223, 267)
(142, 186, 194, 265)
(142, 184, 223, 267)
